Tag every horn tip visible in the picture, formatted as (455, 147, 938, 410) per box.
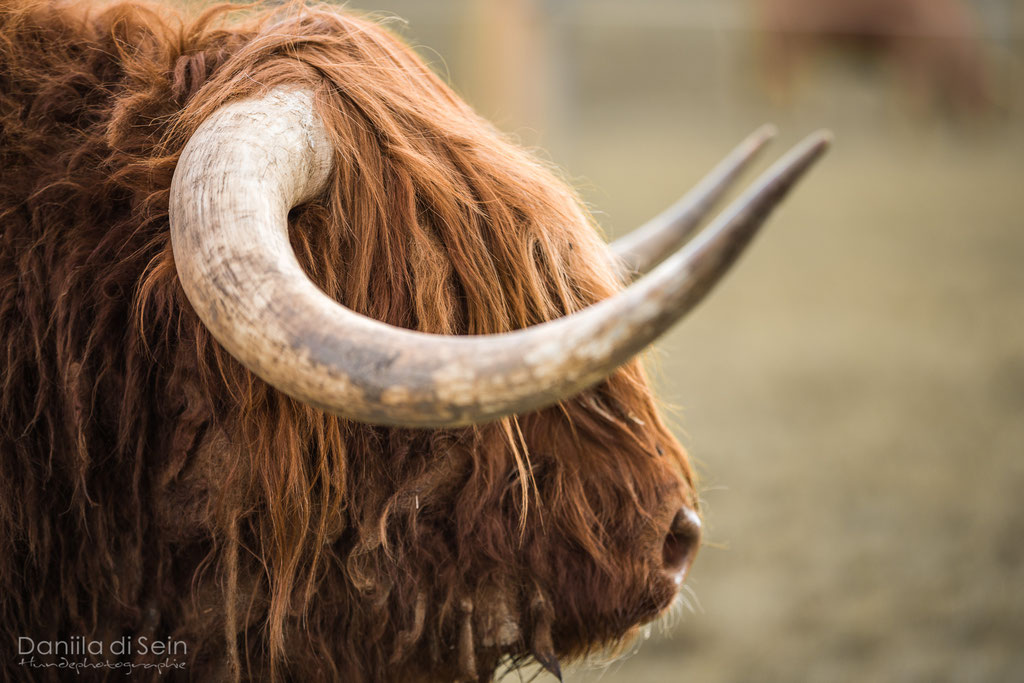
(790, 129, 834, 168)
(809, 129, 835, 149)
(753, 123, 779, 142)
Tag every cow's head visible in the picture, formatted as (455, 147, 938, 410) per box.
(125, 5, 828, 680)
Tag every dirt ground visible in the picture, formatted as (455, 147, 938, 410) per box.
(559, 107, 1024, 683)
(353, 2, 1024, 680)
(548, 8, 1024, 680)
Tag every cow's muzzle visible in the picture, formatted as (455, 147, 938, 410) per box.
(662, 507, 701, 584)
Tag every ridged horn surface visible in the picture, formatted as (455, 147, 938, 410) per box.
(169, 88, 830, 427)
(611, 124, 777, 276)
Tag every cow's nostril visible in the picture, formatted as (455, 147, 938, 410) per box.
(662, 507, 701, 580)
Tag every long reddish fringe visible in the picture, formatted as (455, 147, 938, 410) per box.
(0, 2, 695, 680)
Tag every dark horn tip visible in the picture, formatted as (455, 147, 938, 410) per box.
(780, 129, 833, 176)
(809, 129, 835, 149)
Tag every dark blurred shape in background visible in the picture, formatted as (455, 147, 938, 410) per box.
(754, 0, 992, 116)
(326, 0, 1023, 680)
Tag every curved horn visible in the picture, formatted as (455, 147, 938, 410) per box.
(611, 125, 777, 277)
(169, 88, 830, 428)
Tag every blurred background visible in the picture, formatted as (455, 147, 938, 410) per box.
(346, 0, 1023, 680)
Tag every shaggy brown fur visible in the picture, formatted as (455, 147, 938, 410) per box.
(0, 1, 696, 680)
